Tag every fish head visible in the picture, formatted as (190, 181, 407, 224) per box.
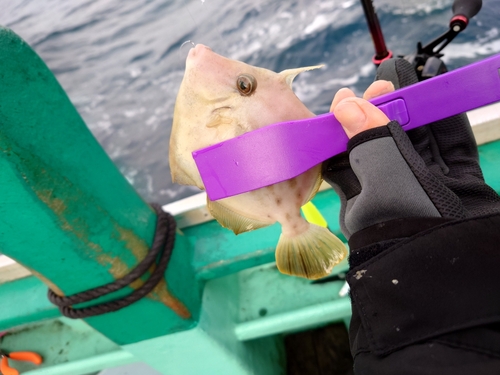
(169, 44, 321, 189)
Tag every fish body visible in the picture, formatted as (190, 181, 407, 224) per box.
(169, 44, 346, 279)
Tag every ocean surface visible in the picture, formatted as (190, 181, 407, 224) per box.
(2, 0, 500, 205)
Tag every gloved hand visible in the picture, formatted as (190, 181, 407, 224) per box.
(323, 58, 500, 266)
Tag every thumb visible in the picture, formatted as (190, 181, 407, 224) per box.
(334, 97, 390, 139)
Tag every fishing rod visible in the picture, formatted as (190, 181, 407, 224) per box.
(360, 0, 483, 79)
(359, 0, 392, 65)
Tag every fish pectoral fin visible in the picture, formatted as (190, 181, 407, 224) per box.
(206, 110, 235, 128)
(275, 224, 347, 280)
(207, 198, 272, 235)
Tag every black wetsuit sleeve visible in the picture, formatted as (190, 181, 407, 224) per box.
(348, 212, 500, 375)
(323, 57, 500, 374)
(339, 121, 500, 375)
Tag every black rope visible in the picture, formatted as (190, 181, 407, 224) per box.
(47, 204, 176, 318)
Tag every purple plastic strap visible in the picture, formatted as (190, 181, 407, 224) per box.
(193, 53, 500, 200)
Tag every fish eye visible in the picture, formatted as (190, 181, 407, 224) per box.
(236, 74, 256, 96)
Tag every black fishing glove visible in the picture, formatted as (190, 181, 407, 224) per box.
(323, 58, 500, 265)
(323, 59, 500, 375)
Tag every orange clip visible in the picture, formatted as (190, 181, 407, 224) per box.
(0, 351, 42, 375)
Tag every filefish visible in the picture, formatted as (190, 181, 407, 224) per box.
(169, 44, 346, 279)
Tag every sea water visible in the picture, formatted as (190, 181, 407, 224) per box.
(2, 0, 500, 205)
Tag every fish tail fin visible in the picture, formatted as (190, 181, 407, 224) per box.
(275, 224, 347, 280)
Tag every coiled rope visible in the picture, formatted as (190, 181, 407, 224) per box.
(47, 204, 176, 318)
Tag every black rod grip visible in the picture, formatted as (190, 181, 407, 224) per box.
(452, 0, 482, 20)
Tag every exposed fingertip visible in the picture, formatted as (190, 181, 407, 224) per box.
(337, 87, 355, 96)
(335, 97, 390, 138)
(383, 80, 395, 93)
(330, 88, 356, 112)
(334, 98, 367, 137)
(363, 80, 395, 100)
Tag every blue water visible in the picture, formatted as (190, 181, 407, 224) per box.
(2, 0, 500, 204)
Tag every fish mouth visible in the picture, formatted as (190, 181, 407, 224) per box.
(187, 44, 212, 59)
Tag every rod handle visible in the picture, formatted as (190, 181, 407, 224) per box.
(451, 0, 482, 28)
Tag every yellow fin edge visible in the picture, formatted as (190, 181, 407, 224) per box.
(301, 201, 328, 228)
